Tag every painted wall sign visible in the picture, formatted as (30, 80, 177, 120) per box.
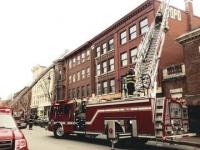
(168, 7, 182, 21)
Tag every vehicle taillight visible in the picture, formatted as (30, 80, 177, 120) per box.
(15, 139, 27, 150)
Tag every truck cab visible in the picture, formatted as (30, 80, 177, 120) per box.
(0, 107, 28, 150)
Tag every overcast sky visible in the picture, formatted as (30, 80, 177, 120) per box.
(0, 0, 199, 99)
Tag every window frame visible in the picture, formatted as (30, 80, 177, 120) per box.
(140, 18, 149, 34)
(130, 47, 138, 64)
(96, 47, 101, 57)
(86, 49, 90, 60)
(120, 31, 127, 45)
(96, 64, 101, 76)
(102, 43, 107, 54)
(102, 81, 108, 94)
(86, 67, 90, 78)
(102, 61, 107, 74)
(108, 38, 114, 51)
(120, 52, 128, 67)
(77, 55, 80, 65)
(81, 52, 85, 63)
(129, 25, 137, 40)
(108, 58, 114, 72)
(77, 71, 80, 81)
(72, 74, 76, 83)
(109, 79, 115, 93)
(81, 69, 85, 79)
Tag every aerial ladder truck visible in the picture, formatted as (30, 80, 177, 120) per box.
(48, 1, 195, 149)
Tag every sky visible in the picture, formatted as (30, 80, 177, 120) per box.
(0, 0, 200, 100)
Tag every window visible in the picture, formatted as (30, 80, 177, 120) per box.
(96, 47, 101, 57)
(96, 83, 101, 95)
(130, 48, 137, 64)
(109, 79, 115, 93)
(77, 55, 80, 65)
(82, 52, 85, 63)
(108, 38, 114, 51)
(102, 61, 107, 74)
(96, 64, 100, 76)
(81, 86, 85, 97)
(108, 58, 114, 72)
(129, 25, 137, 40)
(69, 75, 72, 83)
(73, 74, 76, 83)
(81, 69, 85, 79)
(86, 84, 90, 96)
(102, 43, 107, 54)
(86, 67, 90, 78)
(69, 60, 72, 68)
(73, 57, 76, 67)
(140, 18, 148, 34)
(86, 49, 90, 60)
(120, 31, 127, 45)
(121, 52, 127, 67)
(77, 71, 80, 81)
(102, 81, 108, 94)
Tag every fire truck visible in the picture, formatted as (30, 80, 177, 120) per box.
(48, 0, 195, 146)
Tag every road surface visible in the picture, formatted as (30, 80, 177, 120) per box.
(22, 126, 198, 150)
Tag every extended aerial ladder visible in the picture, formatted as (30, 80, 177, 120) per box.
(9, 50, 70, 109)
(134, 0, 170, 98)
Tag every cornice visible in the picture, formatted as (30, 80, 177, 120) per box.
(176, 27, 200, 44)
(90, 0, 154, 44)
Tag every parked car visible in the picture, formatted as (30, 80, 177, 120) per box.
(34, 117, 49, 128)
(40, 117, 49, 128)
(0, 111, 28, 150)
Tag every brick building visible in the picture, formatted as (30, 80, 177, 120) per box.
(54, 0, 200, 101)
(177, 27, 200, 105)
(176, 27, 200, 133)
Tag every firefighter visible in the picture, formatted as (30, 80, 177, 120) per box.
(28, 113, 34, 130)
(155, 11, 163, 27)
(126, 68, 136, 96)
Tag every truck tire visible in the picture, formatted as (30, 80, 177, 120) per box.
(54, 125, 64, 138)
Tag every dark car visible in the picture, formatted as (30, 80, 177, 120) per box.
(0, 112, 28, 150)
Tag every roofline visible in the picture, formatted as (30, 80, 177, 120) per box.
(61, 0, 154, 61)
(62, 0, 199, 60)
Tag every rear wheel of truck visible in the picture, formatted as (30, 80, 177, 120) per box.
(54, 125, 64, 138)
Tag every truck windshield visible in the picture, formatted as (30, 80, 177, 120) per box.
(0, 113, 17, 129)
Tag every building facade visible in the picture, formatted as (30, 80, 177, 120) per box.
(176, 27, 200, 104)
(176, 27, 200, 133)
(31, 65, 55, 118)
(54, 0, 200, 102)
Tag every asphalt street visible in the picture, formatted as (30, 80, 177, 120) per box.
(22, 126, 199, 150)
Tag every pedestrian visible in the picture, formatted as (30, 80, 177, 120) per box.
(28, 113, 34, 130)
(126, 68, 136, 96)
(155, 11, 163, 27)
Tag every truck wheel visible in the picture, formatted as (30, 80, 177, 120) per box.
(54, 126, 64, 138)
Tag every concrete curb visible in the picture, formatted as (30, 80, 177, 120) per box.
(169, 140, 200, 148)
(150, 138, 200, 148)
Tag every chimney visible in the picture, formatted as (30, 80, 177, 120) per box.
(184, 0, 194, 30)
(184, 0, 193, 14)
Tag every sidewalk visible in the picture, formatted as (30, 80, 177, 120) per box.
(152, 136, 200, 148)
(174, 136, 200, 147)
